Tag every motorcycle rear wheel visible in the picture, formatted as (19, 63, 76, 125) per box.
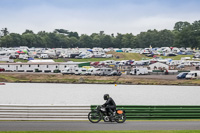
(115, 113, 126, 123)
(88, 111, 101, 123)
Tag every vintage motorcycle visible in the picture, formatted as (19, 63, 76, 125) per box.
(88, 105, 126, 123)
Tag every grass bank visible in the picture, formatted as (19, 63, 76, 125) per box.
(1, 73, 200, 86)
(13, 53, 199, 63)
(13, 53, 149, 63)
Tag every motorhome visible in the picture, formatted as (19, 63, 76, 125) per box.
(61, 67, 75, 75)
(40, 54, 49, 59)
(74, 68, 87, 75)
(96, 68, 113, 76)
(102, 54, 113, 58)
(185, 71, 200, 79)
(119, 60, 129, 65)
(130, 68, 149, 75)
(103, 60, 115, 65)
(19, 54, 28, 60)
(86, 68, 100, 75)
(132, 61, 145, 66)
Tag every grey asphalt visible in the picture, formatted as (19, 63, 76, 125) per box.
(0, 121, 200, 131)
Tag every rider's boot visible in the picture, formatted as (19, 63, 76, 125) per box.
(109, 112, 115, 122)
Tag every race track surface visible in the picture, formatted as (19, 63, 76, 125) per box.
(1, 121, 200, 131)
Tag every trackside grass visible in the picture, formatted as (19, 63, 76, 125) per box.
(1, 131, 200, 133)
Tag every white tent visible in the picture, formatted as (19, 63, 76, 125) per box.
(149, 62, 169, 70)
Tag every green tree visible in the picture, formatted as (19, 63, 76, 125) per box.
(121, 33, 134, 48)
(100, 35, 113, 48)
(69, 37, 79, 48)
(90, 33, 101, 47)
(1, 28, 9, 36)
(158, 29, 174, 47)
(174, 21, 190, 32)
(22, 29, 34, 34)
(113, 33, 123, 48)
(79, 34, 93, 48)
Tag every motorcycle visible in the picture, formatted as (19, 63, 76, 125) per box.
(88, 105, 126, 123)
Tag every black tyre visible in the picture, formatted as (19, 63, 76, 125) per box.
(88, 111, 101, 123)
(115, 113, 126, 123)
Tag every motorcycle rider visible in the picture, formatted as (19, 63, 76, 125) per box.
(103, 94, 116, 116)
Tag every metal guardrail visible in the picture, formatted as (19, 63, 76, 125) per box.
(0, 104, 90, 120)
(2, 105, 200, 120)
(91, 105, 200, 120)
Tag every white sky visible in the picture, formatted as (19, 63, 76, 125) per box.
(0, 0, 200, 35)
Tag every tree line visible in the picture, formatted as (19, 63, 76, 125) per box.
(0, 20, 200, 48)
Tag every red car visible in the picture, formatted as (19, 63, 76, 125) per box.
(0, 67, 5, 72)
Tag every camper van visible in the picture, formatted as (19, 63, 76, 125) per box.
(96, 68, 113, 76)
(86, 68, 100, 75)
(185, 71, 200, 79)
(74, 68, 87, 75)
(130, 68, 148, 75)
(61, 67, 75, 75)
(40, 54, 49, 59)
(103, 60, 115, 65)
(19, 54, 28, 60)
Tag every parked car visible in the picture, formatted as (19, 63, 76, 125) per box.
(176, 72, 188, 79)
(177, 64, 185, 69)
(75, 56, 82, 59)
(167, 53, 177, 56)
(194, 53, 200, 58)
(107, 71, 122, 76)
(0, 67, 5, 72)
(146, 54, 154, 57)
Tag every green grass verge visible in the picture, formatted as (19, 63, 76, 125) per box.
(12, 53, 197, 63)
(14, 59, 28, 63)
(1, 131, 200, 133)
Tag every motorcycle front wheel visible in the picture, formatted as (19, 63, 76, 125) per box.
(115, 113, 126, 123)
(88, 111, 101, 123)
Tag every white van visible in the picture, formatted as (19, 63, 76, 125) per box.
(119, 60, 128, 65)
(86, 68, 100, 75)
(61, 67, 75, 75)
(74, 68, 87, 75)
(19, 54, 28, 60)
(130, 68, 148, 75)
(185, 71, 200, 79)
(40, 54, 49, 59)
(103, 60, 115, 65)
(98, 68, 113, 76)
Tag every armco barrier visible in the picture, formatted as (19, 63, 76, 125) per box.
(0, 104, 90, 120)
(2, 105, 200, 120)
(91, 105, 200, 120)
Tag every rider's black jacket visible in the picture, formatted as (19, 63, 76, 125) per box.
(103, 97, 116, 107)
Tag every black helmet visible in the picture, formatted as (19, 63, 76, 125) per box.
(104, 94, 109, 100)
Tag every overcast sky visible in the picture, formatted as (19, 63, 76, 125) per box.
(1, 0, 200, 35)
